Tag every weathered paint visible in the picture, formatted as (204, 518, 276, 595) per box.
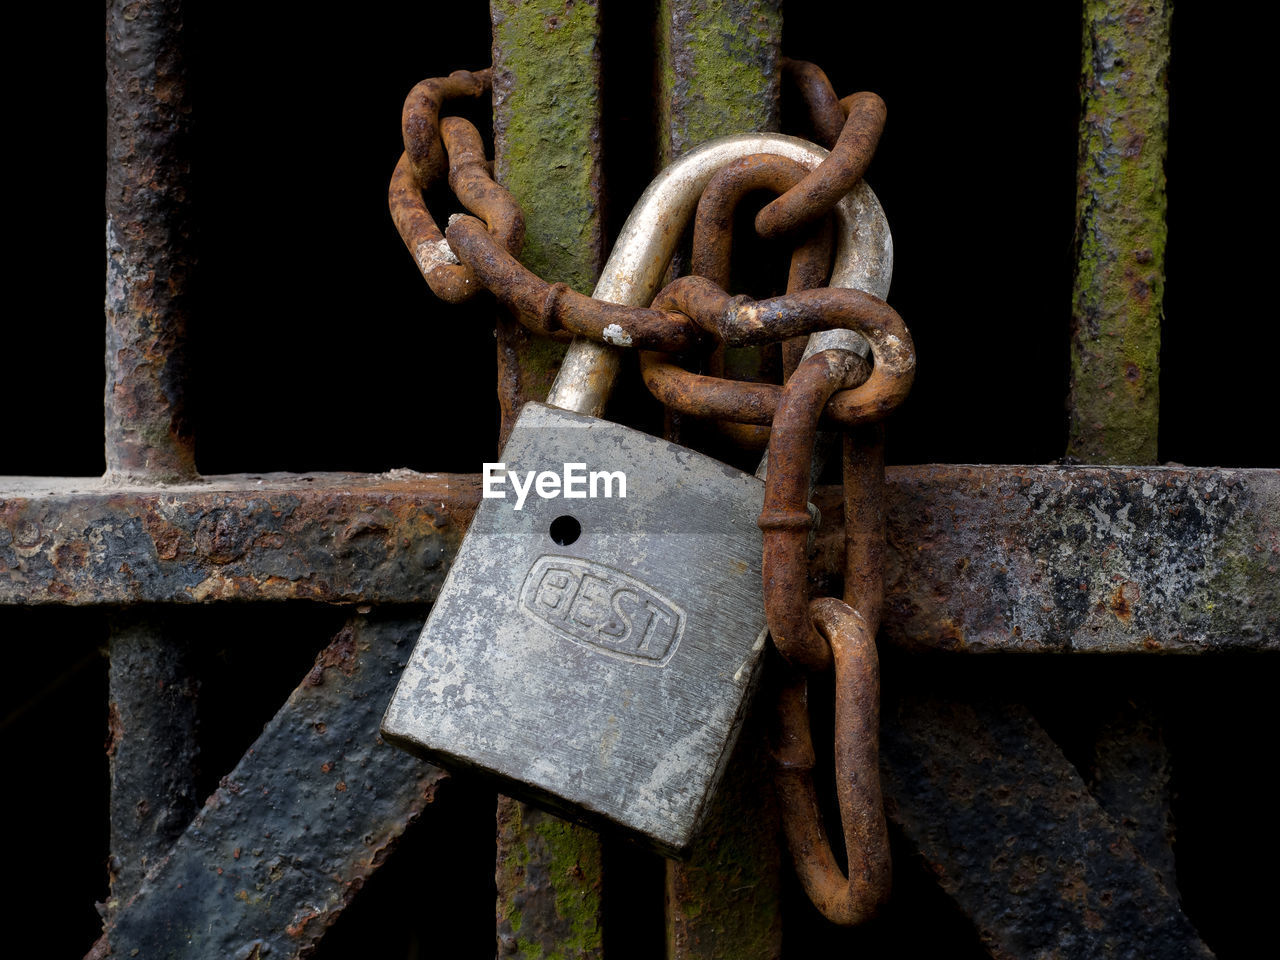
(491, 2, 607, 951)
(657, 0, 783, 163)
(497, 798, 604, 960)
(1068, 0, 1171, 463)
(4, 467, 1276, 655)
(88, 615, 449, 959)
(491, 0, 604, 445)
(880, 694, 1213, 958)
(105, 0, 197, 482)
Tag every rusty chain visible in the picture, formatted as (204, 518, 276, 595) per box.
(389, 58, 913, 927)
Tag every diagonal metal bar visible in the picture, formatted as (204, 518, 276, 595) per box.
(490, 3, 606, 955)
(5, 467, 1276, 654)
(87, 614, 449, 960)
(880, 694, 1213, 958)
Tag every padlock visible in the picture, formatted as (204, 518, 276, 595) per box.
(382, 132, 890, 856)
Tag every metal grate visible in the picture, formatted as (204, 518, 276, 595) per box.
(1, 2, 1275, 958)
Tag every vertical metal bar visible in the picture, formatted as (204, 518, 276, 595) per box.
(106, 0, 197, 481)
(657, 4, 784, 958)
(1067, 0, 1178, 899)
(657, 0, 783, 165)
(490, 3, 606, 957)
(103, 615, 199, 910)
(1067, 0, 1170, 464)
(491, 0, 604, 448)
(103, 0, 200, 917)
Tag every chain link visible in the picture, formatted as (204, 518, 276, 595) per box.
(389, 58, 913, 928)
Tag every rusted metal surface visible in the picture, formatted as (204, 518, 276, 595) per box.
(403, 68, 493, 189)
(530, 133, 872, 423)
(657, 0, 782, 421)
(445, 215, 706, 351)
(755, 92, 887, 241)
(758, 343, 896, 926)
(640, 350, 870, 427)
(87, 614, 448, 959)
(691, 154, 833, 293)
(444, 220, 910, 370)
(880, 693, 1214, 958)
(1068, 0, 1170, 463)
(775, 599, 890, 926)
(760, 350, 871, 672)
(104, 1, 202, 927)
(443, 116, 525, 258)
(104, 612, 200, 915)
(842, 425, 886, 631)
(105, 0, 196, 482)
(867, 464, 1280, 654)
(390, 68, 494, 303)
(5, 467, 1276, 655)
(0, 473, 476, 606)
(781, 58, 844, 149)
(495, 798, 603, 959)
(646, 279, 915, 427)
(491, 0, 603, 446)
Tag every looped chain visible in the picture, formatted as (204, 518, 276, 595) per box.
(388, 57, 912, 929)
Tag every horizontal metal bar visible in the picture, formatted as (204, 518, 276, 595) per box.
(3, 467, 1276, 653)
(0, 472, 478, 606)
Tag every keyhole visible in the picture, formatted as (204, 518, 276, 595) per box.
(549, 515, 581, 546)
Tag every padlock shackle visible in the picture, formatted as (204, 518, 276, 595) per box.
(546, 133, 893, 418)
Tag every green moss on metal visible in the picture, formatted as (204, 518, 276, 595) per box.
(496, 795, 602, 960)
(491, 0, 602, 426)
(1068, 0, 1171, 464)
(657, 0, 782, 162)
(533, 814, 604, 958)
(492, 0, 603, 295)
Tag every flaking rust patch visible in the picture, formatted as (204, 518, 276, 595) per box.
(415, 237, 460, 274)
(602, 323, 633, 347)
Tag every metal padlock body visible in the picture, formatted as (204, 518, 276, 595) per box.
(385, 401, 767, 854)
(382, 133, 893, 856)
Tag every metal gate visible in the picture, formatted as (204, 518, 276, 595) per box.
(2, 2, 1276, 957)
